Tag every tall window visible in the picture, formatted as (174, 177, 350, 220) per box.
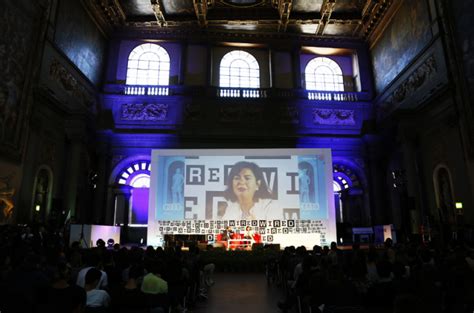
(126, 43, 170, 86)
(220, 50, 260, 88)
(305, 57, 344, 91)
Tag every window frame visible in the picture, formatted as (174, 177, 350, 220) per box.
(219, 50, 260, 88)
(126, 43, 170, 86)
(304, 57, 344, 92)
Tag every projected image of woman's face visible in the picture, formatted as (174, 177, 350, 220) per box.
(232, 168, 261, 201)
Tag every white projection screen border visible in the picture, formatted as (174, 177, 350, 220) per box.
(147, 149, 336, 249)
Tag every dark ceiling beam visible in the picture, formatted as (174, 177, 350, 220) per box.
(316, 0, 336, 36)
(272, 0, 293, 32)
(194, 0, 214, 27)
(151, 0, 166, 26)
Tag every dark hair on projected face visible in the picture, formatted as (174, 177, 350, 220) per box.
(224, 161, 273, 202)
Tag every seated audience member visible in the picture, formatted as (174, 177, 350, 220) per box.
(44, 262, 86, 313)
(142, 261, 169, 312)
(85, 268, 111, 309)
(111, 265, 146, 312)
(365, 259, 395, 312)
(76, 250, 108, 290)
(393, 294, 426, 313)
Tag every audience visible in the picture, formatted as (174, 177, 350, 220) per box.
(44, 262, 87, 313)
(0, 223, 473, 313)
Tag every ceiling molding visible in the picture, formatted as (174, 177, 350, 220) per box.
(114, 26, 365, 46)
(88, 0, 396, 41)
(81, 0, 126, 35)
(359, 0, 392, 40)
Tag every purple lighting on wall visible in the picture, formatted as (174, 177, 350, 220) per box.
(131, 188, 149, 224)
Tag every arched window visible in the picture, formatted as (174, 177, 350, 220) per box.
(332, 163, 363, 225)
(219, 50, 260, 88)
(117, 161, 151, 186)
(126, 43, 170, 86)
(305, 57, 344, 91)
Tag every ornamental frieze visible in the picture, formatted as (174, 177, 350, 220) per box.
(280, 106, 299, 124)
(184, 104, 202, 122)
(121, 103, 168, 121)
(379, 55, 437, 115)
(49, 59, 96, 109)
(219, 105, 264, 123)
(312, 109, 355, 125)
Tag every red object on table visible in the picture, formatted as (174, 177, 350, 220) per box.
(253, 233, 261, 243)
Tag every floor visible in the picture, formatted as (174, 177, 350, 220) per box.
(189, 272, 285, 313)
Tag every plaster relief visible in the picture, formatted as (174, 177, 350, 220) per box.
(121, 103, 168, 121)
(312, 109, 355, 125)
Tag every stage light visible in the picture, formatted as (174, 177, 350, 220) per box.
(455, 202, 463, 209)
(35, 205, 40, 212)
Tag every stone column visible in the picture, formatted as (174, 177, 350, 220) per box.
(291, 46, 302, 89)
(399, 128, 423, 236)
(179, 41, 187, 85)
(64, 128, 85, 221)
(207, 44, 213, 87)
(269, 48, 274, 88)
(105, 184, 117, 225)
(93, 142, 110, 224)
(119, 185, 133, 244)
(363, 134, 386, 225)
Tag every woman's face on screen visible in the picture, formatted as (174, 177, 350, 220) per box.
(232, 168, 261, 201)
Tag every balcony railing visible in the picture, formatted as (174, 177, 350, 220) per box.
(109, 84, 368, 102)
(124, 85, 169, 96)
(218, 88, 267, 98)
(307, 91, 358, 101)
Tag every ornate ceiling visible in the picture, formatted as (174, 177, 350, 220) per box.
(84, 0, 392, 40)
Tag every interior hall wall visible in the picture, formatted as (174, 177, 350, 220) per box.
(370, 0, 432, 95)
(273, 51, 292, 89)
(417, 97, 474, 225)
(0, 0, 43, 159)
(54, 0, 106, 85)
(39, 41, 98, 114)
(16, 95, 68, 223)
(0, 0, 47, 223)
(450, 0, 474, 101)
(449, 0, 474, 196)
(185, 44, 207, 86)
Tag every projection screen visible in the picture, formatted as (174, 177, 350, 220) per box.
(148, 149, 336, 248)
